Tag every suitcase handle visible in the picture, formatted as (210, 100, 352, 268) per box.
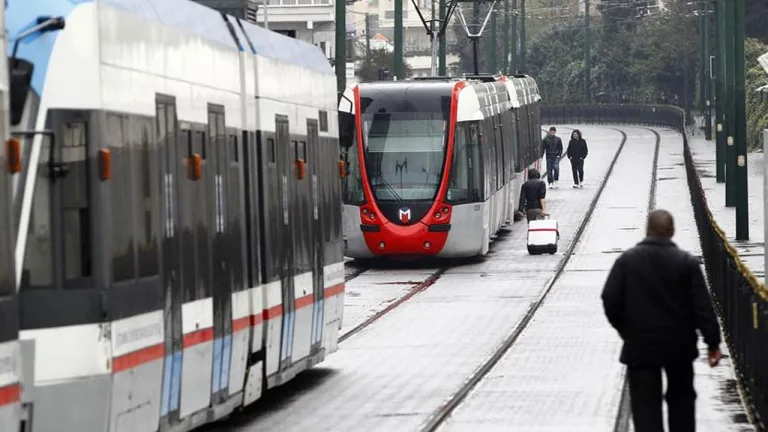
(538, 213, 550, 220)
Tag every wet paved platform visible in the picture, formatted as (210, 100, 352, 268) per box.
(439, 126, 656, 431)
(210, 128, 623, 431)
(687, 134, 765, 283)
(642, 129, 753, 431)
(201, 126, 753, 432)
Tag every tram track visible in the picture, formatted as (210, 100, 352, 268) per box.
(339, 126, 579, 345)
(419, 127, 646, 432)
(612, 127, 661, 432)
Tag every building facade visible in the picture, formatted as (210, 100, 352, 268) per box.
(192, 0, 338, 61)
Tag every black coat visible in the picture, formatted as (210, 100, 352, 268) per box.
(601, 237, 721, 366)
(567, 138, 588, 159)
(541, 135, 563, 158)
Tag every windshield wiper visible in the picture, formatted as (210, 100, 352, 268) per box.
(371, 171, 404, 203)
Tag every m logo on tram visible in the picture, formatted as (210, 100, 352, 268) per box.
(399, 208, 411, 223)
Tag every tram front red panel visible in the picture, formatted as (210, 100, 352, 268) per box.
(361, 221, 449, 256)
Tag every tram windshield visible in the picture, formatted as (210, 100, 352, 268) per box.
(362, 111, 447, 201)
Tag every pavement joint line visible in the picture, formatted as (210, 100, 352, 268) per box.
(419, 128, 630, 432)
(338, 268, 447, 343)
(612, 126, 661, 432)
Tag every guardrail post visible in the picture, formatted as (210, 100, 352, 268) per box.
(764, 129, 768, 277)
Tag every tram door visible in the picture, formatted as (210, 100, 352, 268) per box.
(276, 116, 295, 371)
(157, 96, 184, 423)
(307, 119, 324, 354)
(207, 107, 235, 403)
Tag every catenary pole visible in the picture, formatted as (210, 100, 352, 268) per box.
(714, 0, 725, 182)
(584, 0, 590, 102)
(335, 0, 346, 96)
(394, 0, 404, 79)
(724, 0, 736, 207)
(734, 0, 748, 239)
(503, 0, 509, 74)
(439, 0, 446, 75)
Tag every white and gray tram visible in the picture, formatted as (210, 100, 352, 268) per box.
(5, 0, 345, 431)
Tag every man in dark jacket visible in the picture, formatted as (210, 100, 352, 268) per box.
(518, 168, 547, 222)
(541, 127, 563, 188)
(601, 210, 722, 432)
(566, 129, 588, 188)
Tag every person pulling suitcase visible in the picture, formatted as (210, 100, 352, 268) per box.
(519, 168, 548, 222)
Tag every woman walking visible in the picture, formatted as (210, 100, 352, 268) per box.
(567, 129, 588, 188)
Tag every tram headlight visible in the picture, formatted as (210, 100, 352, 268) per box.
(369, 213, 375, 220)
(434, 212, 441, 219)
(362, 208, 369, 215)
(441, 206, 450, 214)
(423, 241, 431, 249)
(378, 241, 386, 249)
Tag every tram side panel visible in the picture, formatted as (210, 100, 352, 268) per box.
(257, 114, 288, 385)
(440, 121, 486, 257)
(320, 108, 344, 348)
(338, 106, 371, 259)
(0, 97, 19, 432)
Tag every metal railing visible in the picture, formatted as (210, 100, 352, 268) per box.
(541, 103, 764, 429)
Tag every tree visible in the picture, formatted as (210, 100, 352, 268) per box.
(355, 48, 413, 81)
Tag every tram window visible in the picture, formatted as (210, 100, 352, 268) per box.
(61, 121, 93, 283)
(136, 118, 159, 278)
(319, 110, 328, 132)
(182, 130, 192, 156)
(230, 134, 238, 162)
(0, 171, 11, 296)
(298, 141, 306, 161)
(267, 138, 276, 164)
(108, 115, 135, 283)
(21, 135, 54, 290)
(446, 123, 469, 203)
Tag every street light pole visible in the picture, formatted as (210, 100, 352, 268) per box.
(584, 0, 591, 102)
(724, 0, 736, 207)
(365, 12, 371, 65)
(519, 0, 525, 72)
(510, 0, 517, 73)
(704, 0, 712, 140)
(488, 9, 497, 72)
(503, 0, 509, 74)
(734, 0, 748, 240)
(439, 0, 447, 75)
(394, 0, 404, 79)
(714, 0, 725, 182)
(334, 0, 346, 97)
(699, 2, 706, 121)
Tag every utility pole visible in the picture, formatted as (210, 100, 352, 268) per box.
(714, 0, 725, 182)
(334, 0, 345, 96)
(394, 0, 404, 79)
(734, 0, 748, 239)
(487, 9, 497, 73)
(704, 0, 712, 140)
(511, 0, 517, 73)
(262, 0, 269, 29)
(365, 12, 371, 65)
(584, 0, 590, 102)
(519, 0, 525, 72)
(699, 2, 706, 119)
(503, 0, 509, 74)
(439, 0, 446, 75)
(724, 0, 736, 207)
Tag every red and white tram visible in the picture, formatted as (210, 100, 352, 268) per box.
(338, 75, 542, 259)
